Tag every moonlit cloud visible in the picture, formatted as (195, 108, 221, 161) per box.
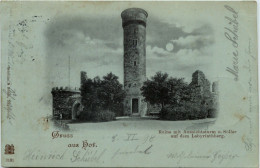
(170, 35, 214, 53)
(45, 14, 215, 87)
(146, 45, 171, 58)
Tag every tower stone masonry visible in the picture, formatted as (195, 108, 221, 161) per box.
(121, 8, 148, 116)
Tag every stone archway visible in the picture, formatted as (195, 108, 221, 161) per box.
(72, 101, 81, 120)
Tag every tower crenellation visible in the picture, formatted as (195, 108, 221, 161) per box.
(52, 86, 80, 93)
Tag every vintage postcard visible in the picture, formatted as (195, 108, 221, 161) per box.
(0, 1, 258, 167)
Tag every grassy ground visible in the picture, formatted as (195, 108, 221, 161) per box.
(68, 118, 216, 131)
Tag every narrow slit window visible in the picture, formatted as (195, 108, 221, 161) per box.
(134, 61, 137, 66)
(132, 39, 137, 47)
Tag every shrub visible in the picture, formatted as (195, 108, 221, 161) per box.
(160, 106, 189, 121)
(181, 101, 208, 120)
(188, 106, 200, 120)
(160, 103, 210, 121)
(78, 108, 93, 121)
(207, 108, 217, 118)
(110, 103, 124, 117)
(92, 110, 116, 122)
(192, 105, 207, 119)
(78, 108, 115, 122)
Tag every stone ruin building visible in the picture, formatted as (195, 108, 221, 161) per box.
(189, 70, 212, 103)
(189, 70, 219, 116)
(51, 87, 82, 120)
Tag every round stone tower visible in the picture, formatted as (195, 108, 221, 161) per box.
(121, 8, 148, 117)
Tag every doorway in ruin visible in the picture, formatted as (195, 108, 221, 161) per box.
(132, 98, 138, 114)
(72, 102, 81, 120)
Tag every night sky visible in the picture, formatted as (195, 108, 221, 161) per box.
(44, 9, 215, 88)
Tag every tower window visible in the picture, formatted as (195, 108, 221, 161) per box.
(132, 39, 137, 47)
(134, 28, 138, 35)
(134, 61, 137, 66)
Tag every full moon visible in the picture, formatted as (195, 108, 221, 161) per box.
(166, 43, 174, 51)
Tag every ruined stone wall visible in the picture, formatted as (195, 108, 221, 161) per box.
(189, 70, 212, 103)
(212, 81, 219, 110)
(80, 71, 88, 89)
(121, 8, 148, 116)
(188, 70, 212, 118)
(212, 81, 219, 93)
(188, 70, 220, 118)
